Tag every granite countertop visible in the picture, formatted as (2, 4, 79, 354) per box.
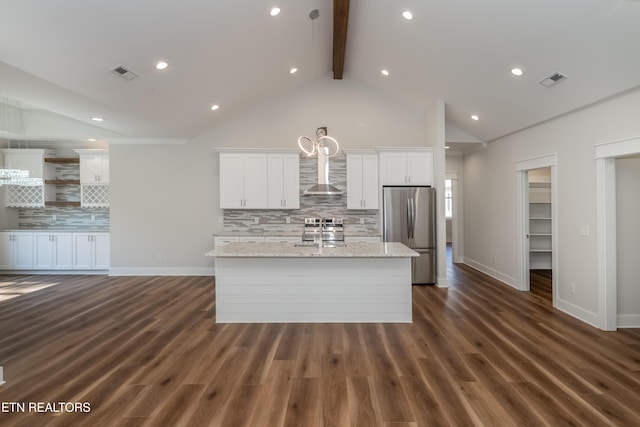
(2, 228, 110, 233)
(205, 241, 417, 258)
(213, 231, 381, 238)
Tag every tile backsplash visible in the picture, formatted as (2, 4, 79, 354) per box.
(17, 162, 109, 230)
(223, 153, 379, 235)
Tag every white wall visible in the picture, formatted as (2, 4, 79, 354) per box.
(109, 77, 428, 273)
(616, 157, 640, 326)
(463, 87, 640, 325)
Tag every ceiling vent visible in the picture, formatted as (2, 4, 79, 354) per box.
(110, 65, 138, 81)
(539, 72, 568, 88)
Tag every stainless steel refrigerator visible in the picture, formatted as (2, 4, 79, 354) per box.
(383, 186, 436, 284)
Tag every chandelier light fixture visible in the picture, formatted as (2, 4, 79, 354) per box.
(297, 127, 340, 158)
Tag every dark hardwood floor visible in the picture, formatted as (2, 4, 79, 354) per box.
(0, 260, 639, 426)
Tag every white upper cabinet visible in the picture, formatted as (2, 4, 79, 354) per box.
(267, 153, 300, 209)
(379, 149, 433, 186)
(2, 149, 53, 179)
(219, 152, 268, 209)
(346, 152, 379, 209)
(75, 150, 109, 184)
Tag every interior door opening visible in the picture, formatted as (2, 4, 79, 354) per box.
(528, 167, 553, 302)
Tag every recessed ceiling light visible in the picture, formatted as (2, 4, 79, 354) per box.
(91, 117, 104, 122)
(381, 69, 389, 76)
(270, 7, 281, 16)
(471, 115, 479, 121)
(511, 67, 524, 76)
(402, 10, 413, 20)
(289, 67, 298, 74)
(210, 104, 220, 111)
(445, 146, 450, 149)
(156, 61, 168, 70)
(88, 138, 97, 142)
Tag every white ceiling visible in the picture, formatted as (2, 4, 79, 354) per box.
(1, 0, 640, 145)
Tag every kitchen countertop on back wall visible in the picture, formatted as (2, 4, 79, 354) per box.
(2, 228, 110, 232)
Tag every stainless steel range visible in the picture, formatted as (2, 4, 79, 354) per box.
(301, 217, 345, 246)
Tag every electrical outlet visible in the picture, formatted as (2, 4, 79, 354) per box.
(52, 215, 57, 221)
(580, 225, 590, 236)
(360, 218, 365, 225)
(493, 256, 497, 264)
(285, 216, 291, 224)
(90, 214, 96, 221)
(570, 282, 576, 294)
(254, 217, 260, 224)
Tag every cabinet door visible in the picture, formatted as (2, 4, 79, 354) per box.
(267, 154, 285, 209)
(13, 233, 34, 269)
(219, 154, 245, 208)
(406, 151, 433, 185)
(241, 154, 268, 208)
(73, 233, 93, 269)
(282, 153, 300, 209)
(379, 153, 408, 185)
(93, 234, 110, 269)
(346, 155, 364, 209)
(214, 236, 240, 248)
(0, 232, 13, 269)
(80, 156, 102, 183)
(98, 156, 109, 183)
(361, 154, 379, 209)
(34, 233, 54, 269)
(52, 233, 74, 269)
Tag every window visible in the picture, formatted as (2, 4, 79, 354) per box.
(445, 179, 453, 218)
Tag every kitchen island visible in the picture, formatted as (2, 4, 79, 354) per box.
(206, 241, 418, 323)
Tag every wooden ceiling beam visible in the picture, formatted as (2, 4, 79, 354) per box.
(333, 0, 350, 79)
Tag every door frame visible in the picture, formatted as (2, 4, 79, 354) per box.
(516, 154, 558, 304)
(595, 135, 640, 331)
(445, 172, 463, 263)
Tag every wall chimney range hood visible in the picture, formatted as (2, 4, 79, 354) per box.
(298, 127, 342, 195)
(304, 146, 343, 195)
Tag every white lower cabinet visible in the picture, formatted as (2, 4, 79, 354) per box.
(34, 232, 74, 269)
(0, 231, 34, 269)
(73, 233, 110, 270)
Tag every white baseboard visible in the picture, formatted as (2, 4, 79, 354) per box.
(436, 276, 449, 288)
(462, 258, 520, 289)
(0, 366, 5, 386)
(0, 270, 107, 275)
(108, 267, 215, 276)
(555, 298, 600, 328)
(617, 314, 640, 328)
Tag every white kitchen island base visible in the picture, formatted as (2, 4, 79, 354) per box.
(208, 242, 417, 323)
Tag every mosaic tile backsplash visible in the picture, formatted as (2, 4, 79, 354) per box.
(17, 162, 110, 230)
(223, 153, 380, 235)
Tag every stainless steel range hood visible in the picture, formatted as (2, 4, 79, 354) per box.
(304, 146, 343, 195)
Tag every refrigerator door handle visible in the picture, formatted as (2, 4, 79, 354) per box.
(408, 197, 415, 240)
(406, 197, 413, 240)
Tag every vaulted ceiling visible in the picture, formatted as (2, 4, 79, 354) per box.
(1, 0, 640, 146)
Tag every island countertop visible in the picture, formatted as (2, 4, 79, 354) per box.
(205, 241, 418, 258)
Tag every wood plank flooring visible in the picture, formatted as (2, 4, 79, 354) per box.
(0, 263, 638, 426)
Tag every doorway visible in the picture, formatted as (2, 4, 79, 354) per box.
(445, 172, 462, 264)
(528, 167, 553, 302)
(595, 136, 640, 331)
(516, 155, 558, 307)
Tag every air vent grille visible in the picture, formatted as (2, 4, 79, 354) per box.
(110, 65, 138, 81)
(540, 72, 568, 88)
